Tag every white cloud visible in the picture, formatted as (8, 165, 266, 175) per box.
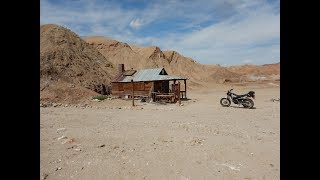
(177, 12, 279, 48)
(129, 19, 144, 29)
(152, 1, 280, 65)
(40, 0, 140, 36)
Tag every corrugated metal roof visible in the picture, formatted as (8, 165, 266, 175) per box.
(112, 68, 187, 82)
(132, 68, 164, 81)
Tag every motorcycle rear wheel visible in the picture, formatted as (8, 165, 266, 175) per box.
(220, 98, 231, 107)
(243, 99, 254, 109)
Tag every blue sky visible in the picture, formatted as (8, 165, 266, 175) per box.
(40, 0, 280, 66)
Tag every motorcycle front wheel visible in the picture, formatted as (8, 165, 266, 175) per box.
(243, 99, 254, 109)
(220, 98, 231, 107)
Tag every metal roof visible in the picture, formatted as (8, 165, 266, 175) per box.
(112, 68, 187, 82)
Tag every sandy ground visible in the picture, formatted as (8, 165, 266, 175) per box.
(40, 86, 280, 180)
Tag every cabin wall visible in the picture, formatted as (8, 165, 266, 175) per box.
(112, 81, 154, 98)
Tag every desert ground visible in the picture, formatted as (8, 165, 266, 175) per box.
(40, 85, 280, 180)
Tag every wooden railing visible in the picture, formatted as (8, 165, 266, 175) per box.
(151, 92, 176, 103)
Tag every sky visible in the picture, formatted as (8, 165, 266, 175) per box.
(40, 0, 280, 66)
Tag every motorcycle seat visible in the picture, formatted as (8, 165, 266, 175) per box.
(234, 94, 248, 98)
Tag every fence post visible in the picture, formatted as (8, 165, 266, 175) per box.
(131, 79, 135, 106)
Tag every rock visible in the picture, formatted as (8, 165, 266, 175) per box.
(57, 136, 67, 141)
(55, 167, 62, 171)
(56, 128, 66, 133)
(81, 104, 88, 108)
(74, 148, 81, 151)
(40, 103, 44, 107)
(64, 104, 69, 107)
(98, 144, 105, 148)
(52, 103, 58, 107)
(118, 107, 122, 109)
(61, 139, 68, 144)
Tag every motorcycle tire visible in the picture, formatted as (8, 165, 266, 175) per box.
(220, 98, 231, 107)
(243, 99, 254, 109)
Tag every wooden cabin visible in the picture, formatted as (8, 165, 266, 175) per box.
(111, 64, 187, 102)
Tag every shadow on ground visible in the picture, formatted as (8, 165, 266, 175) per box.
(228, 105, 257, 109)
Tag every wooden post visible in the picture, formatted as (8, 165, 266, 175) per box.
(184, 79, 187, 99)
(131, 79, 135, 106)
(178, 81, 181, 105)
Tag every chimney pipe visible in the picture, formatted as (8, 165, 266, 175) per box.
(118, 64, 124, 74)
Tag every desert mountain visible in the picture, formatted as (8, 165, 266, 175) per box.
(40, 24, 117, 103)
(227, 63, 280, 76)
(83, 36, 238, 88)
(40, 24, 279, 104)
(226, 63, 280, 81)
(84, 36, 280, 87)
(83, 36, 160, 70)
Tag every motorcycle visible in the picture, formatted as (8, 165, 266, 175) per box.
(220, 89, 255, 108)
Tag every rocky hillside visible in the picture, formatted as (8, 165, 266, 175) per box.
(40, 24, 279, 103)
(84, 36, 280, 88)
(226, 63, 280, 81)
(40, 24, 117, 103)
(83, 36, 235, 88)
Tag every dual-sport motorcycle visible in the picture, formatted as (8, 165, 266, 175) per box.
(220, 89, 255, 108)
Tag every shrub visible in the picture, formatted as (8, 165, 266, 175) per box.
(92, 95, 109, 100)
